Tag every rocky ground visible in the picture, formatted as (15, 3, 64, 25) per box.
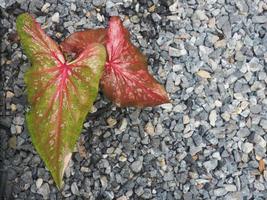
(1, 0, 267, 199)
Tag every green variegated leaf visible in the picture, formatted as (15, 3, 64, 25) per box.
(16, 13, 106, 188)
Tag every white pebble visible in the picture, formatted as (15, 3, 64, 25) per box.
(51, 12, 59, 23)
(209, 110, 217, 127)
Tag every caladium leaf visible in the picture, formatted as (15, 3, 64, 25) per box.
(101, 17, 169, 107)
(61, 29, 107, 57)
(16, 13, 106, 188)
(61, 17, 169, 107)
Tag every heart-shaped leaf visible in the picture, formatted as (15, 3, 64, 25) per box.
(61, 17, 169, 107)
(61, 29, 107, 57)
(16, 13, 106, 188)
(101, 17, 169, 107)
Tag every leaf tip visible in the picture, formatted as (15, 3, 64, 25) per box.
(162, 93, 171, 104)
(109, 16, 121, 23)
(54, 175, 64, 189)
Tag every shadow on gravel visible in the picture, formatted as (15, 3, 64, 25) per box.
(0, 133, 12, 200)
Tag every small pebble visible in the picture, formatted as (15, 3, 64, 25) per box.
(51, 12, 59, 23)
(242, 142, 254, 154)
(36, 178, 43, 189)
(131, 160, 143, 173)
(144, 121, 155, 136)
(71, 182, 79, 195)
(107, 117, 117, 127)
(209, 110, 217, 127)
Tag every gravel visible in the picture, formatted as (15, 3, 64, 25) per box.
(70, 182, 79, 196)
(36, 178, 43, 189)
(242, 142, 254, 154)
(1, 0, 267, 199)
(130, 160, 143, 173)
(51, 12, 59, 23)
(37, 183, 50, 199)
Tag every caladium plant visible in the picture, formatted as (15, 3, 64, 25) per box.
(16, 13, 106, 188)
(61, 17, 169, 107)
(17, 13, 169, 188)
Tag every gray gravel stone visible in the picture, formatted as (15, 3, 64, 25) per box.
(237, 128, 250, 138)
(130, 160, 143, 173)
(169, 47, 187, 57)
(235, 0, 248, 13)
(194, 10, 208, 21)
(103, 191, 114, 200)
(224, 184, 237, 192)
(252, 134, 266, 148)
(252, 15, 267, 23)
(135, 186, 144, 196)
(70, 3, 76, 11)
(0, 0, 16, 8)
(92, 0, 106, 7)
(37, 183, 50, 200)
(260, 119, 267, 130)
(254, 144, 266, 158)
(209, 110, 217, 127)
(254, 181, 265, 191)
(250, 104, 262, 114)
(36, 178, 43, 189)
(142, 188, 152, 199)
(51, 12, 59, 23)
(242, 142, 253, 153)
(213, 188, 227, 196)
(13, 116, 24, 125)
(71, 182, 79, 195)
(203, 159, 218, 172)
